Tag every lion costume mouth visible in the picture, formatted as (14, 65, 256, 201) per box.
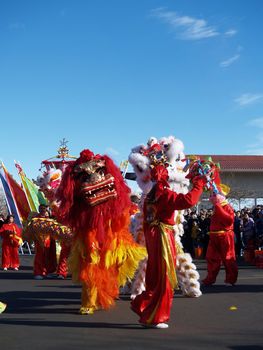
(81, 173, 117, 206)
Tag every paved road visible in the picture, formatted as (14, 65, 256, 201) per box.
(0, 256, 262, 350)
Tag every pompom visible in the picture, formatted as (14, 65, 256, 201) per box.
(150, 165, 169, 183)
(76, 149, 94, 164)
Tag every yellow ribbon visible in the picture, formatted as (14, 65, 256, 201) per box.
(10, 234, 23, 245)
(146, 221, 178, 325)
(159, 222, 178, 290)
(209, 230, 229, 235)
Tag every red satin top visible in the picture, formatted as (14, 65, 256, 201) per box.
(146, 178, 204, 226)
(210, 203, 234, 232)
(0, 223, 22, 245)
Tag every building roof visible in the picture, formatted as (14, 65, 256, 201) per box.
(125, 155, 263, 181)
(197, 155, 263, 172)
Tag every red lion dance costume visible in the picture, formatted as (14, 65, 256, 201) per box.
(202, 170, 238, 286)
(131, 157, 206, 329)
(56, 149, 147, 314)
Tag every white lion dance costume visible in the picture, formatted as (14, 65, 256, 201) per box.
(129, 136, 202, 298)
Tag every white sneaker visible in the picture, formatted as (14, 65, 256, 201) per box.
(3, 268, 7, 271)
(57, 275, 65, 280)
(14, 267, 19, 271)
(155, 323, 169, 329)
(141, 322, 169, 329)
(34, 275, 44, 280)
(224, 283, 234, 287)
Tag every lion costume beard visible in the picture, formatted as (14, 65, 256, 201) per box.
(56, 149, 146, 311)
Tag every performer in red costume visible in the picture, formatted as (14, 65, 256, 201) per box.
(131, 163, 206, 329)
(0, 215, 22, 270)
(202, 190, 238, 286)
(33, 205, 57, 279)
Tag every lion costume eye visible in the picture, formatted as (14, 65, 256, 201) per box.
(75, 171, 91, 183)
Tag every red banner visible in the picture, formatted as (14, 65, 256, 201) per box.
(4, 169, 31, 221)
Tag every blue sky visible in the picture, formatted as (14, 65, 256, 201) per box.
(1, 0, 263, 186)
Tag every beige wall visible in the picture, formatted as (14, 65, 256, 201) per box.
(198, 171, 263, 210)
(221, 171, 263, 198)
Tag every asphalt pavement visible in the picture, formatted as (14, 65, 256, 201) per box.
(0, 256, 262, 350)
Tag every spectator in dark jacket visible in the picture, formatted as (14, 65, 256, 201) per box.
(254, 210, 263, 249)
(234, 211, 242, 257)
(241, 213, 255, 248)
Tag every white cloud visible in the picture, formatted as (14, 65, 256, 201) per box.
(247, 117, 263, 128)
(220, 54, 240, 68)
(246, 148, 263, 155)
(246, 121, 263, 154)
(225, 29, 237, 37)
(105, 147, 120, 157)
(235, 93, 263, 106)
(150, 8, 219, 40)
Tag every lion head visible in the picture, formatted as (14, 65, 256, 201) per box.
(56, 149, 131, 242)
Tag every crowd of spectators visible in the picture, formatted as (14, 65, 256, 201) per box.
(2, 204, 263, 262)
(182, 208, 212, 259)
(182, 205, 263, 259)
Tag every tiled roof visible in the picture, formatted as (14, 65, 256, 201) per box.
(125, 155, 263, 180)
(196, 155, 263, 172)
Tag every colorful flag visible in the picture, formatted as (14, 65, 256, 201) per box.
(1, 164, 30, 221)
(15, 162, 47, 212)
(0, 163, 22, 227)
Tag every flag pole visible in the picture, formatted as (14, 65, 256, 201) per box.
(14, 160, 36, 212)
(120, 160, 129, 178)
(14, 160, 46, 212)
(0, 161, 12, 214)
